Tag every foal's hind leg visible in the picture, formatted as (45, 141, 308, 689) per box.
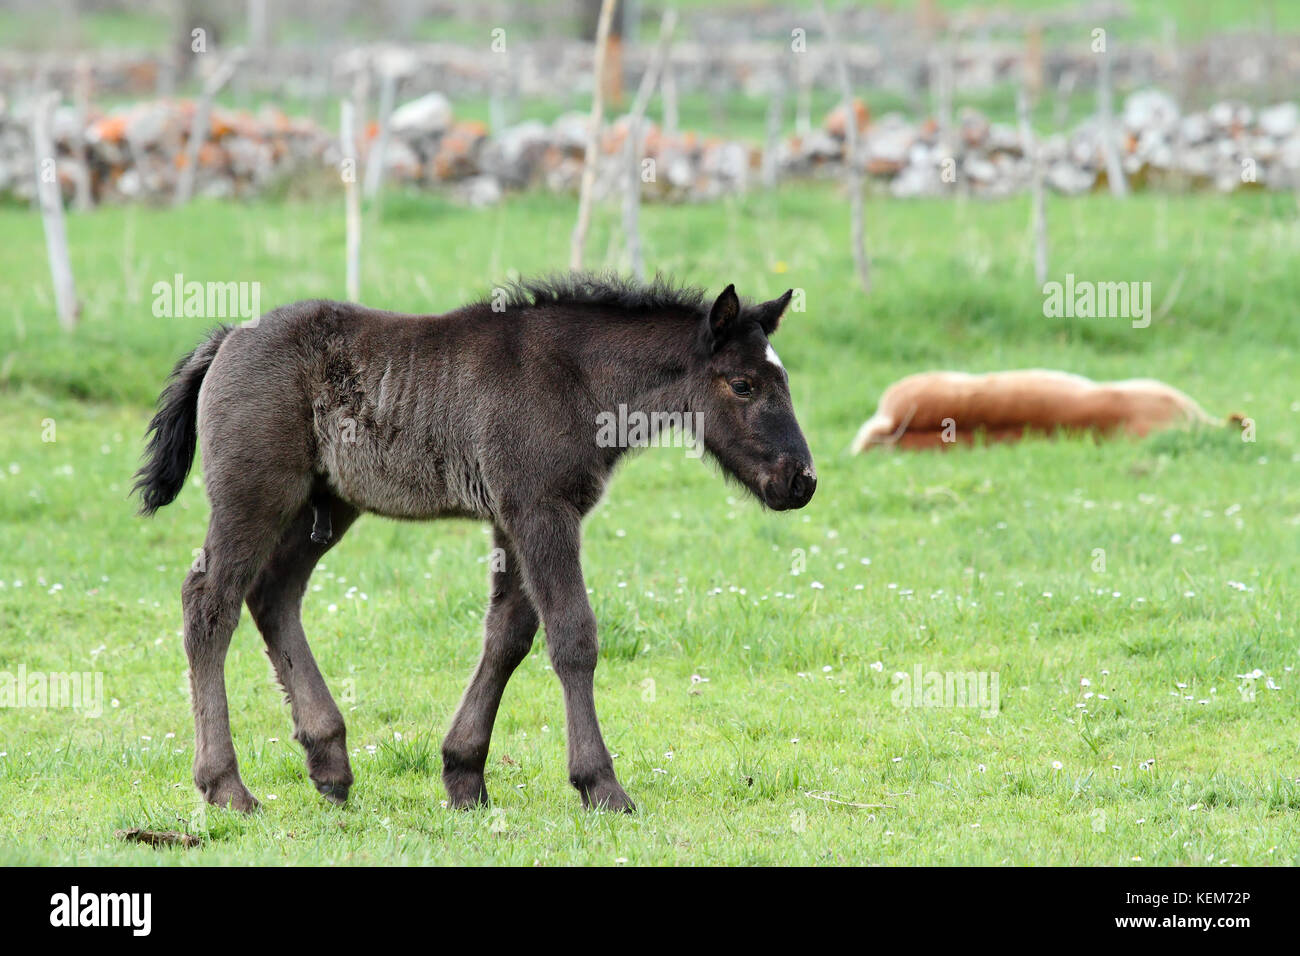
(246, 497, 359, 805)
(185, 496, 305, 812)
(442, 527, 539, 809)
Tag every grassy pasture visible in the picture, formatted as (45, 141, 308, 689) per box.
(12, 0, 1295, 135)
(0, 184, 1298, 864)
(4, 0, 1295, 50)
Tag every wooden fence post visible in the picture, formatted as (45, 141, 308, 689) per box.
(1096, 33, 1128, 197)
(363, 66, 398, 201)
(935, 36, 954, 161)
(31, 90, 79, 331)
(570, 0, 618, 272)
(762, 73, 786, 188)
(1017, 87, 1049, 286)
(247, 0, 269, 54)
(795, 52, 812, 138)
(340, 99, 361, 302)
(817, 1, 871, 293)
(175, 52, 242, 205)
(71, 57, 94, 212)
(661, 58, 678, 139)
(622, 9, 678, 280)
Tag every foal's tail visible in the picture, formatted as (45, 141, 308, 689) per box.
(133, 325, 233, 515)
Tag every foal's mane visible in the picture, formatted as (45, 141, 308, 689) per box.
(483, 271, 708, 317)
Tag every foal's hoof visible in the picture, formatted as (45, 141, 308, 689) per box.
(299, 730, 352, 806)
(314, 780, 350, 806)
(443, 770, 490, 810)
(578, 779, 636, 814)
(200, 778, 260, 814)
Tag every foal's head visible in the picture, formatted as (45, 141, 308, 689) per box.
(692, 284, 816, 511)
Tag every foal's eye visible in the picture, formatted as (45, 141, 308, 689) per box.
(729, 379, 753, 397)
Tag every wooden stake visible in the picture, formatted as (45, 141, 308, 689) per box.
(71, 57, 94, 212)
(661, 61, 678, 138)
(570, 0, 617, 272)
(817, 0, 870, 293)
(31, 90, 79, 331)
(623, 10, 678, 281)
(174, 52, 241, 206)
(1096, 37, 1128, 198)
(934, 35, 954, 160)
(340, 99, 361, 302)
(1053, 67, 1077, 130)
(489, 69, 508, 134)
(1025, 23, 1044, 99)
(351, 67, 371, 149)
(1016, 87, 1048, 286)
(762, 74, 786, 188)
(247, 0, 268, 54)
(1163, 18, 1186, 194)
(363, 67, 397, 201)
(795, 53, 812, 138)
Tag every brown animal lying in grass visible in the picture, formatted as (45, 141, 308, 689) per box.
(851, 369, 1237, 452)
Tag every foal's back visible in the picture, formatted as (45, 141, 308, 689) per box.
(199, 299, 593, 523)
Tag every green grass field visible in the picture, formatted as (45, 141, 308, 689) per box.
(4, 0, 1293, 50)
(1, 184, 1298, 865)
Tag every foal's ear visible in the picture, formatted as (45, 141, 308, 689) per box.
(702, 284, 742, 350)
(754, 289, 794, 336)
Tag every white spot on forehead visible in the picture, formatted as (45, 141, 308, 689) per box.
(765, 344, 784, 370)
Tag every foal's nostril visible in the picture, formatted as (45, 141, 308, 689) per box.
(788, 469, 816, 504)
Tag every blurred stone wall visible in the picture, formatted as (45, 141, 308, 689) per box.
(3, 87, 1296, 206)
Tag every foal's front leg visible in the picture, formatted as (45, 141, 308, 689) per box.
(506, 509, 634, 812)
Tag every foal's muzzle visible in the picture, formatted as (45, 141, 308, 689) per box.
(761, 458, 817, 511)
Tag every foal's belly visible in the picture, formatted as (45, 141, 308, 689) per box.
(331, 460, 489, 521)
(318, 424, 493, 521)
